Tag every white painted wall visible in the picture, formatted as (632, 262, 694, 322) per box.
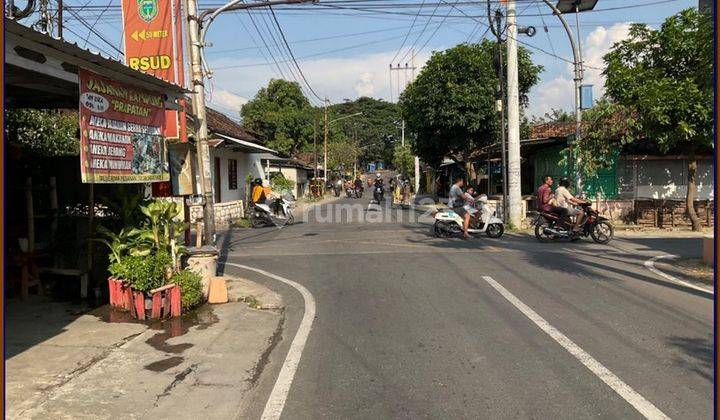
(617, 158, 714, 200)
(209, 148, 253, 204)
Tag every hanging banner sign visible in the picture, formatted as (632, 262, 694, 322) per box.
(79, 68, 169, 183)
(121, 0, 186, 141)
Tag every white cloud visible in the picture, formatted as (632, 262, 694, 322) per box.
(207, 50, 432, 107)
(355, 72, 375, 97)
(209, 89, 248, 113)
(527, 23, 631, 118)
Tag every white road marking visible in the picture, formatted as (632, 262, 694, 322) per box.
(224, 263, 316, 420)
(643, 255, 713, 295)
(482, 275, 671, 420)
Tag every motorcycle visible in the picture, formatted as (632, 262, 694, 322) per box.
(372, 184, 384, 204)
(432, 195, 504, 238)
(346, 185, 363, 198)
(532, 202, 613, 244)
(250, 196, 295, 228)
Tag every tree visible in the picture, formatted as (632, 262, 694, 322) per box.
(392, 144, 415, 178)
(595, 8, 712, 230)
(327, 97, 400, 166)
(240, 79, 315, 156)
(5, 109, 79, 157)
(327, 138, 360, 172)
(399, 41, 543, 167)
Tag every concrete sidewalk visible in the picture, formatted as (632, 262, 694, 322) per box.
(6, 277, 284, 420)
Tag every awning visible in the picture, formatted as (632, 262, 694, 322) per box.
(214, 133, 277, 154)
(5, 20, 187, 109)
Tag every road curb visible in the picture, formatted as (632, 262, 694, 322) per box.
(643, 255, 713, 295)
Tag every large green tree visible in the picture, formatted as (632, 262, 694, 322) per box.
(327, 97, 400, 166)
(240, 79, 315, 156)
(399, 41, 543, 167)
(582, 8, 712, 230)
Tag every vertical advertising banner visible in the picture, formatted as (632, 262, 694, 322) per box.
(79, 69, 169, 183)
(121, 0, 186, 141)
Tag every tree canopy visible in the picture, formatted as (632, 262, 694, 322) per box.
(603, 8, 712, 153)
(576, 8, 712, 230)
(240, 79, 316, 156)
(5, 109, 79, 157)
(327, 97, 400, 166)
(399, 41, 543, 166)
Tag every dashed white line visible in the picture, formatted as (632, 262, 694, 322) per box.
(224, 263, 316, 420)
(482, 275, 671, 420)
(643, 255, 713, 295)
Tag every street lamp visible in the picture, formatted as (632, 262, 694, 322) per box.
(541, 0, 598, 192)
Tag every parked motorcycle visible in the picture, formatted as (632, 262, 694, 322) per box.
(250, 196, 295, 228)
(432, 195, 504, 238)
(532, 202, 613, 244)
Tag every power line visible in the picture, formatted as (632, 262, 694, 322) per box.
(268, 5, 325, 103)
(389, 0, 426, 65)
(62, 1, 123, 56)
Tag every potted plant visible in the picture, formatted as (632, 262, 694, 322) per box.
(98, 199, 203, 319)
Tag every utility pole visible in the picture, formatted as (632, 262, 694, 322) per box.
(489, 6, 508, 221)
(323, 98, 328, 180)
(185, 0, 315, 245)
(505, 0, 522, 228)
(313, 120, 317, 179)
(185, 0, 215, 245)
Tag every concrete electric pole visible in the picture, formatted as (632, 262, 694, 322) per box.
(184, 0, 315, 245)
(323, 98, 328, 180)
(185, 0, 216, 245)
(505, 0, 522, 228)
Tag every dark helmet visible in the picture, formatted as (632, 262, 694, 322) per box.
(253, 178, 263, 186)
(559, 177, 571, 188)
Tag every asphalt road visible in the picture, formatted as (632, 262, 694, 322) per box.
(220, 194, 713, 420)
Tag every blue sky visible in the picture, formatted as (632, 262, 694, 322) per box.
(58, 0, 698, 118)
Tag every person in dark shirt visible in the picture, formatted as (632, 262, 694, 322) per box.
(536, 175, 567, 218)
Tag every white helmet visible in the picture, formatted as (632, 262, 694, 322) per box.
(477, 194, 488, 203)
(376, 173, 382, 179)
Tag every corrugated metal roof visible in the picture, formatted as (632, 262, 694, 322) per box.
(6, 19, 188, 94)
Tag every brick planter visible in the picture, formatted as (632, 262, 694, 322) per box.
(108, 278, 182, 320)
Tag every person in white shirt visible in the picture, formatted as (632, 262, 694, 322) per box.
(555, 177, 589, 232)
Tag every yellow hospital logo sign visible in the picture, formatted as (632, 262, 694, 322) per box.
(128, 55, 172, 71)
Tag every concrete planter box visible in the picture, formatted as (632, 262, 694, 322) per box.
(108, 278, 182, 320)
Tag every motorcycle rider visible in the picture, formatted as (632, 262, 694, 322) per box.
(448, 176, 471, 239)
(354, 176, 363, 191)
(536, 175, 567, 219)
(555, 177, 588, 233)
(373, 173, 385, 203)
(251, 178, 266, 205)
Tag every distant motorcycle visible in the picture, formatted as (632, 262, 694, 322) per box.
(532, 202, 613, 244)
(372, 184, 384, 204)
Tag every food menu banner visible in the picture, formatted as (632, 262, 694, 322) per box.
(79, 68, 169, 183)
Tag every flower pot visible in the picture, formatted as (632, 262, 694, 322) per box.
(107, 277, 182, 320)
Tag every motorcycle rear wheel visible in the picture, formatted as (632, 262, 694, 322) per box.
(432, 221, 446, 238)
(250, 214, 265, 228)
(534, 220, 554, 242)
(590, 221, 614, 244)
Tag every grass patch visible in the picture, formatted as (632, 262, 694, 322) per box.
(232, 217, 252, 228)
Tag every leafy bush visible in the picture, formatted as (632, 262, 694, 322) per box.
(109, 251, 173, 293)
(172, 269, 204, 310)
(270, 173, 295, 196)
